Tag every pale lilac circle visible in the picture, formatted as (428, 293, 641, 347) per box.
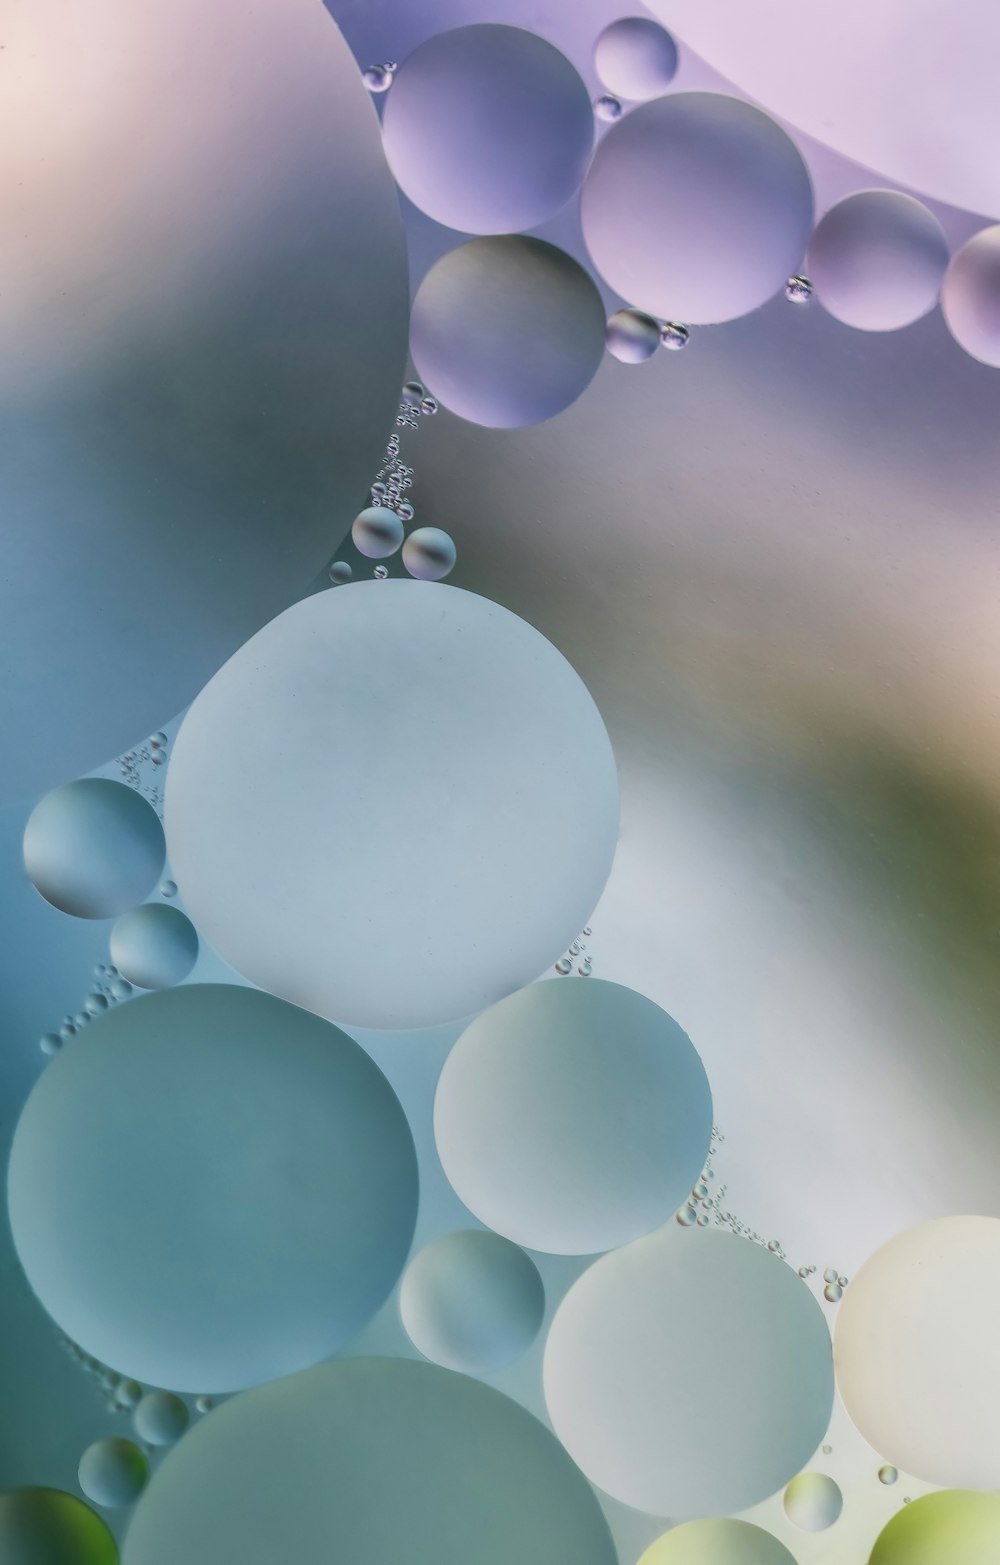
(594, 17, 679, 102)
(382, 25, 593, 236)
(808, 190, 948, 331)
(942, 225, 1000, 368)
(581, 92, 813, 324)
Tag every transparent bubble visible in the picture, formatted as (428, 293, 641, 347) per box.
(195, 1395, 214, 1415)
(370, 481, 388, 500)
(40, 1033, 62, 1057)
(24, 779, 166, 920)
(660, 321, 690, 351)
(401, 382, 425, 407)
(396, 501, 415, 523)
(783, 1471, 843, 1532)
(159, 880, 177, 898)
(822, 1444, 833, 1455)
(134, 1391, 190, 1447)
(419, 395, 438, 416)
(59, 1023, 77, 1042)
(677, 1205, 698, 1227)
(352, 506, 405, 560)
(823, 1283, 843, 1303)
(798, 1267, 810, 1278)
(329, 561, 353, 585)
(785, 274, 813, 302)
(555, 958, 573, 975)
(595, 95, 623, 122)
(111, 978, 133, 1001)
(768, 1239, 782, 1253)
(111, 904, 199, 990)
(75, 1012, 90, 1029)
(85, 993, 109, 1016)
(605, 308, 661, 364)
(115, 1378, 142, 1411)
(693, 1182, 709, 1199)
(696, 1212, 709, 1226)
(150, 733, 168, 749)
(878, 1465, 898, 1485)
(79, 1436, 149, 1509)
(838, 1274, 848, 1287)
(823, 1267, 839, 1283)
(400, 1229, 545, 1373)
(577, 957, 592, 975)
(594, 18, 678, 104)
(374, 565, 389, 579)
(402, 527, 457, 582)
(363, 64, 393, 93)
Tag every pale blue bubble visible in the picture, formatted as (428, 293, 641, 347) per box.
(352, 506, 405, 560)
(436, 978, 712, 1254)
(7, 984, 418, 1391)
(79, 1438, 149, 1508)
(401, 527, 456, 581)
(133, 1393, 189, 1448)
(382, 25, 593, 235)
(400, 1230, 545, 1372)
(123, 1358, 616, 1565)
(411, 237, 606, 429)
(109, 904, 199, 990)
(23, 779, 166, 920)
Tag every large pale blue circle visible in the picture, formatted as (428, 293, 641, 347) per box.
(165, 583, 618, 1029)
(544, 1226, 834, 1516)
(23, 779, 165, 919)
(123, 1357, 617, 1565)
(0, 0, 407, 805)
(382, 25, 593, 235)
(435, 979, 712, 1254)
(411, 237, 606, 429)
(581, 92, 813, 323)
(7, 985, 417, 1392)
(399, 1229, 545, 1372)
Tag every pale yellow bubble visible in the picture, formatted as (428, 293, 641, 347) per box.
(869, 1490, 1000, 1564)
(638, 1518, 797, 1565)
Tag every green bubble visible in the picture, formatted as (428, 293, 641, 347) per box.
(870, 1490, 1000, 1564)
(639, 1519, 797, 1565)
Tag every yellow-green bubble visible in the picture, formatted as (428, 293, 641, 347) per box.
(869, 1490, 1000, 1564)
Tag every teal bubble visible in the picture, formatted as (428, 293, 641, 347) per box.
(400, 1230, 545, 1372)
(23, 780, 165, 920)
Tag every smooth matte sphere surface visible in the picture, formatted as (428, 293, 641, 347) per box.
(0, 0, 407, 804)
(639, 1519, 798, 1565)
(594, 17, 679, 101)
(400, 1229, 545, 1372)
(24, 780, 165, 919)
(835, 1216, 1000, 1488)
(109, 903, 198, 989)
(435, 978, 712, 1253)
(7, 985, 417, 1391)
(581, 92, 813, 324)
(382, 25, 593, 235)
(942, 226, 1000, 367)
(165, 583, 618, 1029)
(544, 1226, 834, 1516)
(410, 237, 607, 429)
(123, 1358, 617, 1565)
(808, 190, 948, 331)
(869, 1491, 1000, 1565)
(78, 1439, 149, 1509)
(0, 1487, 118, 1564)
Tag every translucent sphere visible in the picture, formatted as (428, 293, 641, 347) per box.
(808, 190, 949, 331)
(40, 1033, 62, 1057)
(435, 979, 712, 1254)
(638, 1519, 798, 1565)
(24, 780, 165, 919)
(109, 903, 199, 989)
(660, 321, 690, 350)
(0, 1488, 117, 1565)
(122, 1358, 616, 1565)
(7, 985, 418, 1391)
(782, 1471, 843, 1531)
(352, 506, 405, 560)
(0, 0, 407, 804)
(165, 584, 618, 1029)
(582, 92, 813, 323)
(942, 225, 1000, 367)
(363, 64, 393, 93)
(381, 25, 593, 235)
(878, 1465, 899, 1485)
(594, 95, 623, 122)
(869, 1491, 1000, 1565)
(114, 1379, 142, 1411)
(134, 1392, 189, 1448)
(785, 274, 813, 302)
(328, 561, 352, 585)
(410, 237, 606, 429)
(400, 1230, 545, 1373)
(79, 1438, 149, 1508)
(606, 308, 661, 363)
(402, 527, 457, 581)
(835, 1216, 1000, 1488)
(594, 17, 679, 102)
(544, 1226, 834, 1516)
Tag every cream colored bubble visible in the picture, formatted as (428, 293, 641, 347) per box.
(782, 1470, 843, 1531)
(835, 1216, 1000, 1489)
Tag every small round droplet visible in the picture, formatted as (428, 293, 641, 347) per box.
(133, 1390, 189, 1448)
(696, 1212, 709, 1226)
(115, 1377, 143, 1411)
(798, 1266, 810, 1278)
(352, 506, 404, 560)
(150, 733, 168, 749)
(363, 64, 393, 93)
(160, 880, 177, 898)
(582, 926, 592, 936)
(659, 321, 690, 351)
(111, 977, 133, 1000)
(692, 1181, 709, 1200)
(605, 307, 661, 363)
(838, 1274, 848, 1287)
(328, 561, 352, 585)
(823, 1282, 843, 1303)
(395, 501, 415, 523)
(85, 992, 109, 1016)
(594, 94, 623, 122)
(373, 565, 389, 579)
(768, 1239, 782, 1253)
(676, 1205, 698, 1227)
(785, 274, 813, 303)
(401, 381, 425, 407)
(822, 1444, 833, 1455)
(402, 527, 457, 582)
(419, 395, 438, 416)
(554, 957, 572, 976)
(59, 1022, 77, 1041)
(195, 1395, 214, 1415)
(878, 1465, 898, 1485)
(822, 1267, 839, 1284)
